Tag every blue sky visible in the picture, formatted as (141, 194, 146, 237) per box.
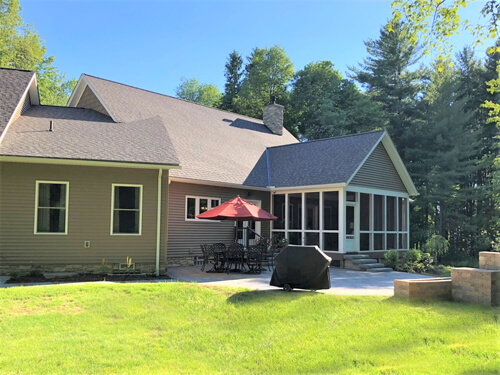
(22, 0, 492, 96)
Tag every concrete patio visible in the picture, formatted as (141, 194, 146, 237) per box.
(167, 266, 431, 296)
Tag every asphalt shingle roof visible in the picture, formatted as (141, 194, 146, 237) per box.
(83, 75, 299, 185)
(0, 106, 179, 166)
(0, 68, 35, 136)
(244, 130, 385, 188)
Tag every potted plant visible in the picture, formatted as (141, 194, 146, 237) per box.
(271, 234, 289, 252)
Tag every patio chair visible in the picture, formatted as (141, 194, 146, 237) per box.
(263, 244, 277, 272)
(212, 243, 227, 272)
(226, 242, 245, 273)
(200, 244, 217, 272)
(246, 244, 265, 274)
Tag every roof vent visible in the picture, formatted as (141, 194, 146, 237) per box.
(49, 120, 54, 132)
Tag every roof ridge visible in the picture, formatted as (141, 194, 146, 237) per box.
(0, 67, 35, 74)
(82, 73, 289, 128)
(266, 129, 385, 150)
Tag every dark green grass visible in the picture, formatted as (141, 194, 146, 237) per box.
(0, 283, 498, 374)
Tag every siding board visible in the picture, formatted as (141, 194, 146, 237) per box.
(76, 86, 111, 118)
(0, 162, 168, 268)
(349, 143, 406, 192)
(167, 181, 271, 258)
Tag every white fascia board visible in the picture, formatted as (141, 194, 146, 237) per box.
(66, 73, 86, 107)
(0, 73, 38, 145)
(272, 183, 346, 193)
(380, 133, 419, 196)
(0, 155, 181, 170)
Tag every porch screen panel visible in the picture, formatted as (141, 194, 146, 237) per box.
(398, 198, 407, 232)
(323, 191, 339, 230)
(323, 233, 339, 251)
(288, 232, 301, 245)
(386, 196, 397, 231)
(360, 233, 371, 251)
(373, 195, 385, 231)
(360, 193, 370, 231)
(288, 193, 302, 230)
(272, 194, 285, 230)
(374, 233, 385, 250)
(305, 232, 319, 246)
(305, 193, 319, 230)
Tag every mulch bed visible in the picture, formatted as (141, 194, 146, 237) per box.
(5, 273, 171, 284)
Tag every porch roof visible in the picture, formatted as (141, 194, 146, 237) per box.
(245, 130, 385, 188)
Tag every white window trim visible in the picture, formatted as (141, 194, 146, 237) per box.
(185, 195, 221, 222)
(34, 180, 69, 235)
(110, 183, 143, 236)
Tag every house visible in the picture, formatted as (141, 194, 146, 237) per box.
(0, 68, 418, 275)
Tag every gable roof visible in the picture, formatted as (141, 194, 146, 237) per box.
(0, 68, 38, 138)
(0, 106, 179, 166)
(245, 130, 384, 188)
(68, 74, 299, 185)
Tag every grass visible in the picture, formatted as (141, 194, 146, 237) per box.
(0, 283, 498, 374)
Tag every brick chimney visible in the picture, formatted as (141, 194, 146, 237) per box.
(263, 96, 284, 135)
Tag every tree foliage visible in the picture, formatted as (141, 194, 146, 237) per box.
(0, 0, 76, 105)
(290, 61, 384, 139)
(175, 77, 222, 107)
(220, 50, 243, 112)
(234, 45, 294, 119)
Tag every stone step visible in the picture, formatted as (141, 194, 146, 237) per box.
(368, 267, 394, 272)
(352, 258, 375, 264)
(343, 254, 370, 260)
(359, 263, 386, 269)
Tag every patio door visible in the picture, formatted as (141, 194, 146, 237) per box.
(236, 200, 262, 246)
(344, 203, 358, 252)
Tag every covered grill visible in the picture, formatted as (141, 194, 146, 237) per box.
(270, 245, 332, 291)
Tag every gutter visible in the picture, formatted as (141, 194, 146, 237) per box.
(155, 169, 162, 276)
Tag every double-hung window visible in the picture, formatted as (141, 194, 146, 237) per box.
(35, 181, 69, 234)
(111, 184, 143, 235)
(185, 196, 220, 221)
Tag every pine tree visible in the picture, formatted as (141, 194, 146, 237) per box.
(349, 21, 425, 153)
(220, 51, 243, 112)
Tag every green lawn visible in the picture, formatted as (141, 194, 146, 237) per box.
(0, 283, 498, 374)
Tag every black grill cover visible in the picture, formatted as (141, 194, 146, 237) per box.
(270, 245, 332, 290)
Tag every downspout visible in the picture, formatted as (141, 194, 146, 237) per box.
(156, 169, 163, 276)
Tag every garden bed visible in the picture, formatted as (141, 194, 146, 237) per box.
(6, 273, 169, 284)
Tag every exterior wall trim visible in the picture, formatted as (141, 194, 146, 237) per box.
(169, 177, 270, 191)
(0, 156, 180, 170)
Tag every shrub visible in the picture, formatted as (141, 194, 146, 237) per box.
(423, 234, 449, 260)
(28, 269, 43, 277)
(384, 249, 399, 269)
(406, 248, 422, 263)
(399, 249, 434, 273)
(96, 258, 111, 275)
(8, 271, 20, 280)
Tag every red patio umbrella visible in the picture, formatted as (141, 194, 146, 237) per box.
(196, 196, 277, 221)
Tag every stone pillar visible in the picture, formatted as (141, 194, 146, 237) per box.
(479, 251, 500, 270)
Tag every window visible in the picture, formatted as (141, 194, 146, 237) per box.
(185, 196, 220, 221)
(111, 184, 142, 235)
(35, 181, 69, 234)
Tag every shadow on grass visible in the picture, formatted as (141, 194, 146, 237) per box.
(227, 289, 317, 305)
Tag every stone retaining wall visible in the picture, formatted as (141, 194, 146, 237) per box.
(451, 267, 499, 306)
(394, 278, 452, 301)
(479, 252, 500, 270)
(167, 256, 195, 267)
